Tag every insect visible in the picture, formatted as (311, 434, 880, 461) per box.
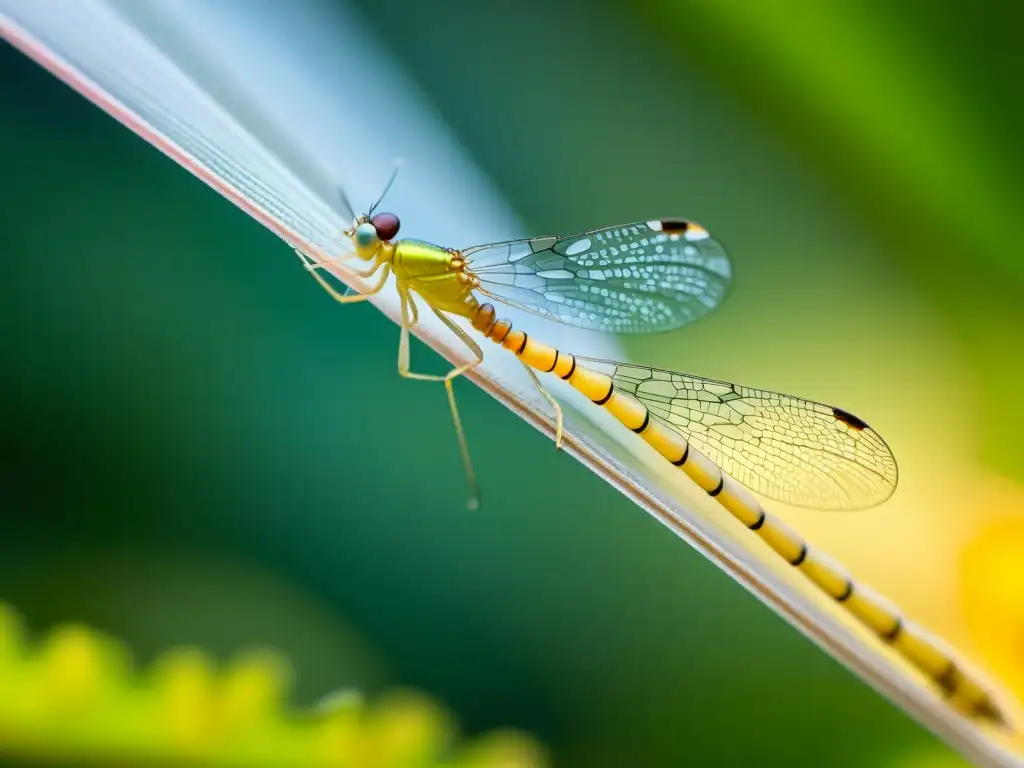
(292, 175, 1007, 727)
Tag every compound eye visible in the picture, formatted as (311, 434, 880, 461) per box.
(354, 222, 379, 249)
(370, 212, 401, 241)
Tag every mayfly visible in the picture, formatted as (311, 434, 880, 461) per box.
(293, 174, 1007, 727)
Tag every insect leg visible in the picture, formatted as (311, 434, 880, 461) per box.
(294, 247, 359, 272)
(301, 249, 391, 305)
(396, 294, 482, 382)
(408, 291, 420, 328)
(396, 291, 484, 509)
(519, 361, 564, 450)
(307, 259, 381, 280)
(434, 309, 484, 511)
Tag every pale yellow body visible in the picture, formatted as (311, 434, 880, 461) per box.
(294, 220, 1008, 728)
(470, 306, 1004, 726)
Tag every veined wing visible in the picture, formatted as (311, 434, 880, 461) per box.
(463, 219, 732, 334)
(580, 358, 898, 511)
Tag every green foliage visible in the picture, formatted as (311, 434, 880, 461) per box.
(638, 0, 1024, 479)
(0, 604, 546, 768)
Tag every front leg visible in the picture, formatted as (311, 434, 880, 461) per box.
(294, 247, 358, 272)
(296, 248, 390, 306)
(307, 260, 380, 280)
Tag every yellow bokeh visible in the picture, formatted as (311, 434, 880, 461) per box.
(962, 485, 1024, 708)
(0, 604, 548, 768)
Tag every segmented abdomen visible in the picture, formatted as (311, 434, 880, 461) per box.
(470, 303, 1006, 726)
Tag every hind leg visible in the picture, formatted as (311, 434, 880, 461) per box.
(519, 360, 564, 450)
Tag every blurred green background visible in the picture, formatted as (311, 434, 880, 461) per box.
(3, 0, 1023, 765)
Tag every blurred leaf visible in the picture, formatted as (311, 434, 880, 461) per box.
(0, 602, 548, 768)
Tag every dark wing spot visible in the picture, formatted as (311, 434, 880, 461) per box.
(833, 407, 868, 431)
(660, 218, 690, 234)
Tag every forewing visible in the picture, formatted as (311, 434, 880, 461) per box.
(582, 359, 898, 510)
(463, 219, 732, 333)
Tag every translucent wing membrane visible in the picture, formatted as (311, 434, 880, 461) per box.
(463, 219, 732, 333)
(581, 358, 899, 510)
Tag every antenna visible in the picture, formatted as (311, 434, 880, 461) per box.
(336, 185, 356, 221)
(368, 157, 405, 215)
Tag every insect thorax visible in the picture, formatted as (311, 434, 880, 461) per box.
(391, 239, 456, 277)
(392, 239, 479, 317)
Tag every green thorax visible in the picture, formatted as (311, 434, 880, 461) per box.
(390, 238, 478, 318)
(391, 239, 455, 279)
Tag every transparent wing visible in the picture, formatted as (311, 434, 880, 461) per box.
(463, 219, 732, 333)
(580, 358, 898, 511)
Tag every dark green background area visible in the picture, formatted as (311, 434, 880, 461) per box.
(4, 0, 1021, 765)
